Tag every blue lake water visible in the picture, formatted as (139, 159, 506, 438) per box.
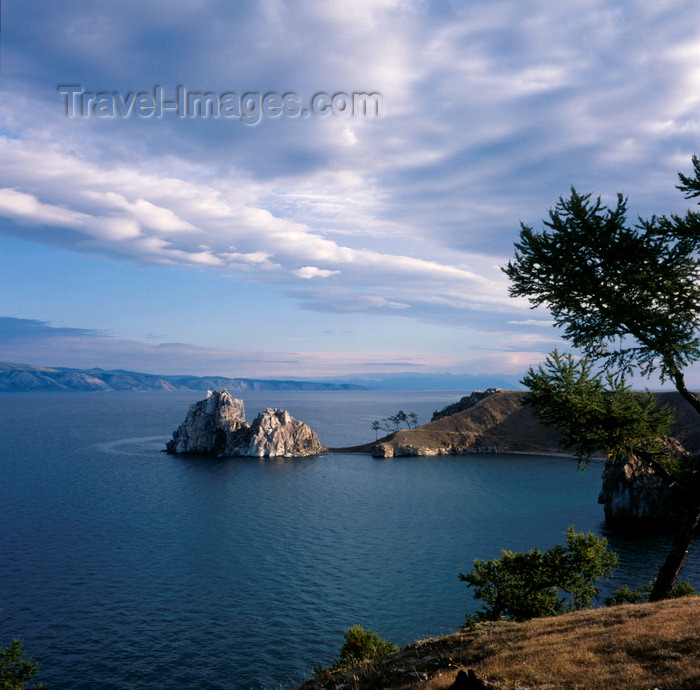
(1, 391, 698, 689)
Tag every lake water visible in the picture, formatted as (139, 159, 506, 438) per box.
(1, 391, 698, 689)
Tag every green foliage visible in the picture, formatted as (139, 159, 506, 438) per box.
(503, 159, 700, 601)
(0, 639, 47, 690)
(460, 527, 618, 623)
(335, 625, 399, 668)
(605, 579, 698, 606)
(502, 185, 700, 382)
(604, 584, 645, 606)
(668, 579, 698, 598)
(522, 350, 673, 465)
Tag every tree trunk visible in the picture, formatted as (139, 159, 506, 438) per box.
(649, 500, 700, 601)
(643, 365, 700, 600)
(672, 368, 700, 416)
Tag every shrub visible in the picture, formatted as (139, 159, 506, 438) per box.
(460, 527, 618, 623)
(0, 639, 47, 689)
(605, 579, 698, 606)
(335, 625, 399, 667)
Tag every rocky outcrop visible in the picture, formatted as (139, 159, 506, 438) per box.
(597, 437, 697, 525)
(431, 388, 503, 421)
(597, 455, 682, 524)
(166, 390, 248, 455)
(245, 408, 323, 457)
(373, 442, 503, 458)
(166, 390, 322, 458)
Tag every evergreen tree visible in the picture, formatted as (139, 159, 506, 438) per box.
(0, 639, 47, 690)
(503, 159, 700, 600)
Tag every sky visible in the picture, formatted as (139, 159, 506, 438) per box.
(1, 0, 699, 388)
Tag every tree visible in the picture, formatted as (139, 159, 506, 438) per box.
(371, 420, 381, 440)
(377, 411, 419, 433)
(521, 351, 674, 464)
(460, 527, 618, 623)
(0, 639, 47, 689)
(503, 160, 700, 600)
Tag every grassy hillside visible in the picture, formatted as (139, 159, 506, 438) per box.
(302, 598, 700, 689)
(338, 389, 700, 456)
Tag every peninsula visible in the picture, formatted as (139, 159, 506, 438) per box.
(348, 388, 700, 458)
(336, 388, 700, 525)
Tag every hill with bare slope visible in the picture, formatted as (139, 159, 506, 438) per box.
(334, 389, 700, 457)
(301, 597, 700, 689)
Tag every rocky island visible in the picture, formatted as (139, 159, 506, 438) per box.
(166, 390, 322, 458)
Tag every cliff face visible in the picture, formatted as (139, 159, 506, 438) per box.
(598, 455, 684, 524)
(167, 390, 248, 455)
(245, 408, 323, 457)
(166, 390, 322, 458)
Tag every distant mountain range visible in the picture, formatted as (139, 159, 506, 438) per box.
(0, 362, 365, 392)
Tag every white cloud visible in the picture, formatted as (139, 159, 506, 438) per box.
(508, 319, 556, 327)
(0, 188, 90, 227)
(293, 266, 341, 279)
(0, 134, 518, 318)
(3, 0, 700, 379)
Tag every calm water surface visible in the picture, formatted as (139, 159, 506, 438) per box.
(1, 391, 698, 689)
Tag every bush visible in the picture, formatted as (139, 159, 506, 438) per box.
(605, 579, 698, 606)
(460, 527, 618, 623)
(335, 625, 399, 667)
(0, 639, 47, 689)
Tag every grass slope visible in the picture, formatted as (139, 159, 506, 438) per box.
(335, 390, 700, 456)
(302, 598, 700, 689)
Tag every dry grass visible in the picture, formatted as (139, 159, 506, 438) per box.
(428, 598, 700, 690)
(332, 389, 700, 457)
(302, 598, 700, 690)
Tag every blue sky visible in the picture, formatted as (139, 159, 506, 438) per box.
(1, 0, 699, 387)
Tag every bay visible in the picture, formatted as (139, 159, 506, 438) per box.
(0, 391, 697, 689)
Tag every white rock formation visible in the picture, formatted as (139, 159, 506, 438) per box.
(166, 390, 247, 455)
(245, 408, 322, 457)
(166, 391, 321, 458)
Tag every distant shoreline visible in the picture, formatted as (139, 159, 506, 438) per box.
(0, 361, 366, 393)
